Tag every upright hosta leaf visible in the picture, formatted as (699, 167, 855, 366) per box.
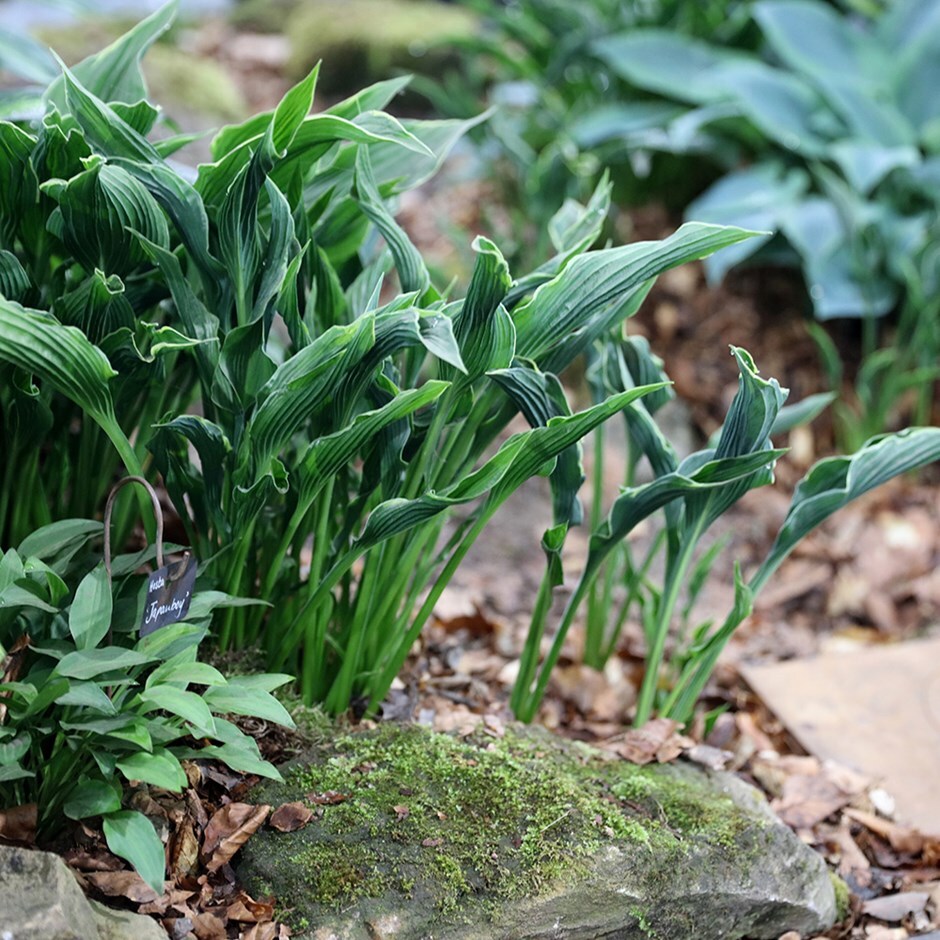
(44, 0, 177, 111)
(46, 162, 170, 276)
(0, 250, 30, 302)
(753, 427, 940, 591)
(102, 810, 166, 894)
(295, 381, 449, 505)
(0, 299, 139, 474)
(68, 565, 112, 651)
(52, 270, 135, 344)
(683, 348, 787, 532)
(0, 122, 39, 249)
(244, 316, 377, 472)
(354, 148, 431, 298)
(453, 237, 515, 378)
(512, 223, 761, 361)
(489, 365, 583, 525)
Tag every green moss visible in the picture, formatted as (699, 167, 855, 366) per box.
(830, 870, 851, 921)
(239, 722, 773, 936)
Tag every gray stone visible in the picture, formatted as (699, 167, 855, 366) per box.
(237, 722, 839, 940)
(90, 899, 169, 940)
(0, 845, 167, 940)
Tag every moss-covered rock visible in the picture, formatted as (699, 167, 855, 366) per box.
(237, 721, 839, 939)
(283, 0, 478, 94)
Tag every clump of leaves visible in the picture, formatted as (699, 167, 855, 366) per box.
(511, 340, 940, 724)
(0, 518, 293, 893)
(592, 0, 940, 443)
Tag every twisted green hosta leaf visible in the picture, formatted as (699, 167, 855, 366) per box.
(52, 269, 135, 344)
(0, 299, 141, 476)
(586, 448, 788, 582)
(753, 426, 940, 591)
(295, 381, 449, 506)
(354, 148, 432, 298)
(512, 223, 762, 361)
(453, 237, 515, 378)
(44, 162, 170, 277)
(244, 315, 377, 473)
(44, 0, 176, 112)
(489, 365, 583, 526)
(683, 347, 787, 533)
(0, 250, 30, 302)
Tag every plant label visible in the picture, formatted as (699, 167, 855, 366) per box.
(140, 554, 197, 636)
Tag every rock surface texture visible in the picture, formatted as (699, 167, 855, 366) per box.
(237, 722, 838, 939)
(0, 844, 166, 940)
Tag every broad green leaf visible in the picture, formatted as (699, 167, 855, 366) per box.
(56, 647, 154, 680)
(145, 660, 227, 690)
(0, 732, 30, 765)
(177, 742, 280, 780)
(55, 681, 117, 715)
(512, 223, 762, 361)
(138, 686, 217, 736)
(116, 749, 187, 790)
(68, 565, 112, 650)
(593, 30, 746, 106)
(64, 777, 122, 820)
(202, 683, 294, 728)
(18, 520, 102, 563)
(0, 27, 56, 85)
(753, 427, 940, 591)
(103, 810, 166, 894)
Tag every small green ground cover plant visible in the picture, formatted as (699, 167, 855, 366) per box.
(592, 0, 940, 443)
(0, 2, 937, 739)
(0, 515, 293, 892)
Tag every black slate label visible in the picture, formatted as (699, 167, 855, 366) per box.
(140, 554, 197, 637)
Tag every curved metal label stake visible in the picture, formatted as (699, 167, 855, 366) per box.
(103, 476, 196, 639)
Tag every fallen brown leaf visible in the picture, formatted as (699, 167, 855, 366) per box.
(612, 718, 680, 765)
(773, 772, 853, 829)
(191, 910, 227, 940)
(225, 892, 274, 923)
(202, 803, 270, 873)
(85, 870, 160, 904)
(171, 817, 201, 880)
(269, 802, 313, 833)
(393, 804, 410, 821)
(843, 808, 933, 855)
(0, 802, 36, 843)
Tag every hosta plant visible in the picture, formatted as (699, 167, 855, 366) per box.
(0, 518, 292, 893)
(592, 0, 940, 442)
(0, 4, 761, 714)
(510, 340, 940, 724)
